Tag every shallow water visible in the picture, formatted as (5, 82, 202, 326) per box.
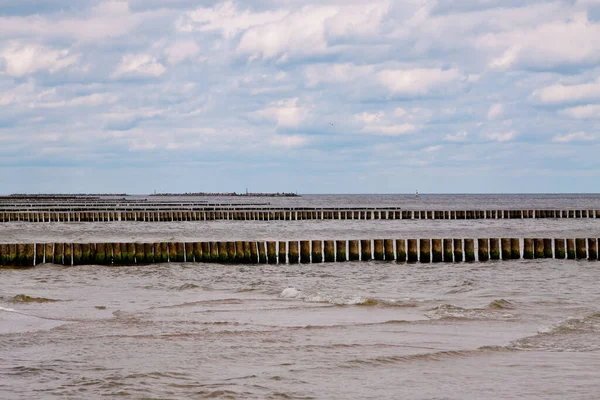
(1, 195, 600, 399)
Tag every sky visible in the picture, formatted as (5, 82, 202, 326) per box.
(1, 0, 600, 194)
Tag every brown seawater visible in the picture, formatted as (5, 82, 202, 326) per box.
(1, 194, 600, 399)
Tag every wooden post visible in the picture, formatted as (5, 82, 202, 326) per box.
(396, 239, 406, 262)
(576, 238, 586, 259)
(554, 239, 565, 259)
(112, 243, 122, 264)
(288, 241, 299, 264)
(509, 238, 520, 259)
(523, 239, 534, 259)
(432, 239, 442, 262)
(488, 238, 499, 260)
(324, 240, 335, 262)
(384, 239, 395, 261)
(464, 239, 475, 262)
(374, 239, 384, 261)
(534, 239, 544, 258)
(63, 243, 72, 266)
(443, 239, 453, 262)
(478, 238, 489, 261)
(453, 239, 463, 262)
(361, 240, 372, 261)
(336, 240, 346, 262)
(543, 239, 553, 258)
(235, 241, 244, 263)
(420, 239, 430, 263)
(501, 238, 511, 260)
(311, 240, 323, 263)
(278, 241, 286, 264)
(266, 241, 277, 264)
(210, 242, 219, 262)
(566, 239, 575, 259)
(349, 240, 359, 261)
(300, 240, 310, 263)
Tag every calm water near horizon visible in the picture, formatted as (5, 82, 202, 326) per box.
(1, 194, 599, 399)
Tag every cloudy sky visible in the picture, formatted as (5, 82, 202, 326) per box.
(1, 0, 599, 194)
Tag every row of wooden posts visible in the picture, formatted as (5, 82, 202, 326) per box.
(1, 238, 598, 267)
(2, 209, 600, 222)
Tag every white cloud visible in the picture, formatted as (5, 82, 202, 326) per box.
(164, 41, 200, 65)
(237, 6, 338, 61)
(534, 79, 600, 104)
(355, 111, 416, 136)
(254, 98, 309, 128)
(112, 54, 166, 78)
(270, 134, 308, 148)
(481, 13, 600, 70)
(561, 104, 600, 119)
(423, 145, 441, 152)
(178, 1, 288, 38)
(487, 103, 504, 119)
(0, 43, 78, 77)
(444, 131, 468, 142)
(377, 68, 461, 95)
(0, 1, 148, 41)
(304, 63, 374, 87)
(552, 132, 596, 143)
(483, 130, 517, 142)
(323, 3, 389, 41)
(33, 93, 119, 109)
(362, 123, 416, 136)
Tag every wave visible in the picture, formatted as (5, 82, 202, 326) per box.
(174, 283, 200, 291)
(426, 302, 516, 321)
(446, 279, 475, 294)
(507, 312, 600, 352)
(278, 287, 416, 307)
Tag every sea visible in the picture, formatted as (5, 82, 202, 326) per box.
(1, 194, 600, 399)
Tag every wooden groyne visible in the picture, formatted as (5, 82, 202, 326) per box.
(1, 208, 600, 222)
(1, 238, 599, 267)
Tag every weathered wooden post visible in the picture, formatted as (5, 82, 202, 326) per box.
(361, 240, 372, 261)
(543, 239, 553, 258)
(464, 239, 475, 262)
(420, 239, 431, 263)
(374, 239, 384, 261)
(349, 240, 359, 261)
(523, 239, 533, 259)
(300, 240, 310, 263)
(63, 243, 72, 266)
(210, 242, 219, 262)
(489, 238, 500, 260)
(533, 239, 544, 258)
(478, 238, 489, 261)
(72, 243, 84, 265)
(336, 240, 346, 262)
(384, 239, 395, 261)
(553, 239, 565, 259)
(267, 241, 277, 264)
(288, 241, 299, 264)
(576, 238, 587, 259)
(566, 239, 575, 259)
(278, 241, 287, 264)
(235, 242, 244, 263)
(443, 239, 453, 262)
(35, 243, 44, 265)
(453, 239, 463, 262)
(324, 240, 335, 262)
(311, 240, 322, 263)
(510, 238, 520, 259)
(95, 243, 107, 265)
(432, 239, 442, 262)
(112, 243, 122, 264)
(501, 238, 511, 260)
(588, 238, 598, 260)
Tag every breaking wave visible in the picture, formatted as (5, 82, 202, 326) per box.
(426, 301, 516, 321)
(279, 287, 416, 307)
